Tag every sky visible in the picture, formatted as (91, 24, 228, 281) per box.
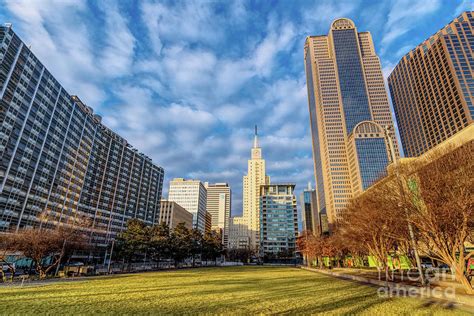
(1, 0, 471, 217)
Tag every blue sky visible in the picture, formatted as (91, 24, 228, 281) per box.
(1, 0, 471, 216)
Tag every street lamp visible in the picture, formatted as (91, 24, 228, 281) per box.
(383, 126, 425, 286)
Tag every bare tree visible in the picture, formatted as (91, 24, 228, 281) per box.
(0, 234, 20, 282)
(341, 182, 409, 280)
(7, 221, 88, 279)
(405, 142, 474, 294)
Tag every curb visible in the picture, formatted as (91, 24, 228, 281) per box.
(301, 267, 474, 308)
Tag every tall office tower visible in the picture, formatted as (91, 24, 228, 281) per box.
(228, 216, 249, 249)
(259, 184, 298, 259)
(388, 11, 474, 157)
(304, 18, 398, 225)
(0, 25, 164, 248)
(300, 183, 320, 234)
(168, 178, 207, 232)
(158, 200, 193, 230)
(205, 182, 231, 247)
(242, 126, 270, 250)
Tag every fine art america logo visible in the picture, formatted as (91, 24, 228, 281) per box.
(376, 268, 457, 299)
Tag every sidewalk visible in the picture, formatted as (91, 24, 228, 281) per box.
(301, 266, 474, 309)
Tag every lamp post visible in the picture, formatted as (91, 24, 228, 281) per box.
(383, 126, 425, 286)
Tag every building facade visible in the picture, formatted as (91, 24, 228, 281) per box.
(242, 126, 270, 249)
(388, 11, 474, 157)
(228, 216, 249, 249)
(259, 184, 298, 259)
(304, 18, 398, 226)
(158, 200, 193, 230)
(168, 178, 207, 232)
(205, 182, 231, 246)
(300, 183, 320, 234)
(205, 211, 212, 233)
(0, 25, 164, 247)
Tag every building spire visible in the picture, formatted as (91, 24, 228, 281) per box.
(253, 125, 259, 148)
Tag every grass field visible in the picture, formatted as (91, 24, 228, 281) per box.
(0, 266, 470, 315)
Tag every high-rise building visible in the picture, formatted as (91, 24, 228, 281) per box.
(205, 211, 212, 233)
(388, 11, 474, 157)
(0, 25, 164, 247)
(205, 182, 231, 246)
(168, 178, 207, 232)
(300, 183, 320, 234)
(304, 18, 398, 226)
(242, 126, 270, 249)
(158, 200, 193, 230)
(228, 216, 249, 249)
(259, 184, 298, 259)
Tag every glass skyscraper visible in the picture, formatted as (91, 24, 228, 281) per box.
(388, 11, 473, 157)
(300, 183, 319, 234)
(259, 184, 298, 258)
(0, 24, 164, 247)
(304, 18, 398, 226)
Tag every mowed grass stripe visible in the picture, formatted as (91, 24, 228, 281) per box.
(0, 266, 469, 315)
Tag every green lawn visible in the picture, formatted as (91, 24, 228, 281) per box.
(0, 266, 469, 315)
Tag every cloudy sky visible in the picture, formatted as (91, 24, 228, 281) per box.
(1, 0, 470, 216)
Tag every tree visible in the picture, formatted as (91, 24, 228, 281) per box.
(202, 230, 223, 263)
(405, 142, 474, 294)
(148, 222, 171, 268)
(170, 223, 191, 267)
(6, 224, 88, 279)
(115, 219, 149, 269)
(189, 229, 203, 267)
(341, 181, 409, 280)
(0, 234, 20, 282)
(227, 248, 254, 263)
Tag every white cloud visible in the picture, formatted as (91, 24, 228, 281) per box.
(5, 1, 96, 81)
(251, 21, 296, 76)
(98, 1, 136, 77)
(140, 0, 224, 53)
(302, 0, 358, 32)
(455, 0, 473, 15)
(381, 0, 441, 51)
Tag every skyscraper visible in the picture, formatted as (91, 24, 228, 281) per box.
(259, 184, 298, 259)
(304, 18, 398, 225)
(168, 178, 207, 232)
(300, 183, 320, 234)
(205, 182, 231, 247)
(388, 11, 473, 157)
(242, 126, 270, 249)
(0, 24, 164, 248)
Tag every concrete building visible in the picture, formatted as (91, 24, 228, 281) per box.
(205, 211, 212, 233)
(168, 178, 207, 232)
(300, 183, 321, 235)
(158, 200, 193, 230)
(304, 18, 398, 227)
(0, 25, 164, 249)
(228, 216, 250, 249)
(242, 126, 270, 249)
(388, 11, 474, 157)
(205, 182, 231, 246)
(259, 184, 298, 259)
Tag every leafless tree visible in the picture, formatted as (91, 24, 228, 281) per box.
(405, 142, 474, 294)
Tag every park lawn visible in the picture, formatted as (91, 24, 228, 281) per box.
(0, 266, 470, 315)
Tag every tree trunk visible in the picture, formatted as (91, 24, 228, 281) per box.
(453, 264, 474, 294)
